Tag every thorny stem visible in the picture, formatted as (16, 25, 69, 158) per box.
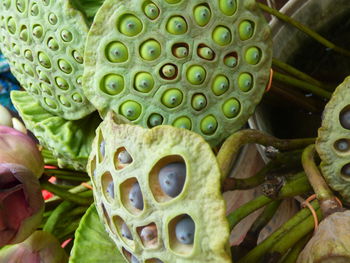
(273, 71, 332, 99)
(237, 200, 320, 263)
(217, 129, 315, 181)
(302, 144, 343, 216)
(258, 3, 350, 57)
(227, 172, 311, 230)
(280, 233, 312, 263)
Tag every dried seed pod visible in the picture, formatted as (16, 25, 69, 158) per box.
(83, 0, 272, 146)
(88, 112, 231, 263)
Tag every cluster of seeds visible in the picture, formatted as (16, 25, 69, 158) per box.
(89, 113, 230, 263)
(84, 0, 272, 146)
(0, 0, 95, 120)
(317, 77, 350, 202)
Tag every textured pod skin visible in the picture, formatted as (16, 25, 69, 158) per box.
(11, 90, 101, 171)
(84, 0, 272, 146)
(297, 211, 350, 263)
(0, 0, 97, 120)
(88, 112, 231, 263)
(316, 77, 350, 202)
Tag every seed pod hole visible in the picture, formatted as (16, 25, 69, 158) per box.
(200, 115, 218, 135)
(58, 59, 73, 74)
(165, 0, 181, 3)
(145, 259, 164, 263)
(186, 65, 206, 85)
(114, 147, 133, 170)
(19, 25, 28, 41)
(100, 74, 125, 95)
(122, 248, 132, 262)
(238, 72, 253, 92)
(60, 29, 73, 42)
(40, 83, 52, 96)
(48, 13, 58, 25)
(245, 46, 262, 65)
(239, 20, 255, 40)
(101, 172, 114, 202)
(139, 39, 161, 61)
(172, 116, 192, 130)
(16, 0, 26, 12)
(219, 0, 237, 16)
(193, 3, 211, 27)
(171, 43, 189, 59)
(117, 14, 143, 37)
(101, 203, 112, 228)
(7, 17, 16, 34)
(168, 214, 195, 255)
(119, 100, 142, 121)
(38, 51, 51, 68)
(89, 156, 97, 182)
(160, 63, 178, 80)
(166, 16, 188, 35)
(149, 155, 186, 203)
(212, 74, 229, 96)
(32, 24, 43, 38)
(222, 98, 240, 118)
(131, 255, 140, 263)
(72, 93, 83, 103)
(340, 106, 350, 130)
(98, 132, 105, 162)
(113, 216, 135, 247)
(59, 95, 71, 108)
(38, 71, 50, 83)
(197, 44, 215, 61)
(224, 52, 238, 68)
(44, 97, 58, 109)
(105, 41, 129, 63)
(341, 163, 350, 179)
(72, 50, 83, 64)
(143, 1, 160, 20)
(212, 25, 231, 46)
(55, 77, 69, 90)
(47, 37, 59, 51)
(137, 222, 158, 248)
(24, 49, 33, 61)
(30, 3, 39, 16)
(120, 178, 144, 214)
(147, 113, 163, 128)
(191, 93, 207, 111)
(334, 139, 350, 153)
(161, 88, 183, 108)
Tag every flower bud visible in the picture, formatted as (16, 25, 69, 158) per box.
(297, 210, 350, 263)
(0, 125, 44, 177)
(0, 163, 44, 246)
(0, 231, 68, 263)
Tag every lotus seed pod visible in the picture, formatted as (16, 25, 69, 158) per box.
(83, 0, 272, 146)
(11, 90, 101, 171)
(88, 112, 231, 262)
(297, 211, 350, 263)
(316, 77, 350, 202)
(0, 0, 103, 120)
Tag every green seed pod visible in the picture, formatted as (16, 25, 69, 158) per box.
(317, 77, 350, 202)
(120, 100, 142, 120)
(83, 0, 272, 146)
(118, 14, 143, 37)
(88, 112, 231, 262)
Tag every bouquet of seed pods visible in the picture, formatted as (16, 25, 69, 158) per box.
(1, 0, 350, 262)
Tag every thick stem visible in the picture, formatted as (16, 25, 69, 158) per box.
(280, 234, 312, 263)
(302, 144, 342, 216)
(43, 201, 75, 234)
(44, 168, 89, 182)
(258, 3, 350, 57)
(228, 172, 311, 230)
(217, 129, 315, 181)
(273, 71, 332, 99)
(237, 200, 320, 263)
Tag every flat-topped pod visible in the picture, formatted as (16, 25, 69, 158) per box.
(88, 112, 231, 262)
(83, 0, 272, 146)
(0, 0, 104, 120)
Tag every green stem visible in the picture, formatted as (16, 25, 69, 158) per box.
(41, 181, 92, 205)
(280, 234, 312, 263)
(273, 71, 332, 99)
(43, 201, 76, 234)
(302, 144, 342, 216)
(237, 200, 320, 263)
(228, 172, 311, 230)
(258, 3, 350, 57)
(217, 129, 315, 181)
(45, 170, 89, 182)
(272, 58, 333, 90)
(56, 220, 81, 240)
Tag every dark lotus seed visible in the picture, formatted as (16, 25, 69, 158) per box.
(340, 107, 350, 130)
(335, 139, 350, 152)
(175, 216, 195, 245)
(129, 182, 144, 210)
(106, 181, 114, 198)
(148, 113, 163, 127)
(158, 162, 186, 197)
(341, 163, 350, 178)
(131, 255, 139, 263)
(121, 222, 133, 240)
(118, 150, 132, 164)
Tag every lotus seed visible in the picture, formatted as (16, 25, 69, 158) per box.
(76, 76, 82, 85)
(129, 182, 144, 210)
(3, 0, 10, 9)
(198, 46, 214, 60)
(40, 83, 52, 96)
(24, 50, 33, 61)
(219, 0, 237, 16)
(158, 162, 186, 197)
(73, 51, 83, 64)
(340, 107, 350, 129)
(7, 17, 16, 34)
(47, 38, 59, 51)
(148, 113, 163, 127)
(32, 24, 43, 38)
(106, 42, 128, 63)
(175, 216, 195, 245)
(30, 3, 39, 16)
(212, 26, 231, 46)
(120, 101, 142, 121)
(134, 72, 154, 93)
(13, 44, 20, 55)
(239, 20, 254, 40)
(118, 150, 132, 164)
(144, 3, 159, 20)
(38, 52, 51, 68)
(131, 255, 140, 263)
(55, 77, 69, 90)
(192, 94, 207, 111)
(44, 97, 58, 109)
(173, 117, 191, 130)
(165, 0, 181, 3)
(140, 39, 161, 61)
(19, 26, 28, 41)
(194, 5, 211, 27)
(161, 89, 183, 108)
(58, 95, 71, 107)
(58, 59, 73, 74)
(121, 222, 133, 240)
(341, 163, 350, 177)
(48, 13, 58, 25)
(23, 64, 34, 77)
(161, 64, 176, 79)
(140, 224, 158, 245)
(335, 139, 350, 152)
(38, 71, 49, 83)
(223, 98, 240, 118)
(72, 93, 83, 103)
(245, 47, 261, 65)
(173, 46, 188, 58)
(166, 16, 187, 35)
(42, 0, 50, 6)
(16, 0, 25, 12)
(212, 75, 229, 96)
(60, 29, 73, 42)
(106, 181, 114, 198)
(101, 74, 124, 95)
(118, 14, 143, 37)
(200, 115, 218, 135)
(238, 73, 253, 92)
(187, 65, 206, 85)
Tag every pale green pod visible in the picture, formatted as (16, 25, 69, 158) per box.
(0, 0, 104, 120)
(88, 112, 231, 263)
(83, 0, 272, 146)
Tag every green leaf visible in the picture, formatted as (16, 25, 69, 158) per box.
(69, 204, 126, 263)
